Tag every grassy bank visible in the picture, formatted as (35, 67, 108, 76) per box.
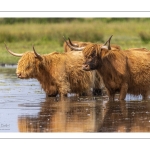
(1, 18, 150, 64)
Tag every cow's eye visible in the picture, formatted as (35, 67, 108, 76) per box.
(91, 53, 95, 57)
(88, 56, 92, 59)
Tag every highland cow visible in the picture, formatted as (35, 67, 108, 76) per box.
(5, 44, 103, 98)
(63, 36, 121, 52)
(65, 35, 150, 101)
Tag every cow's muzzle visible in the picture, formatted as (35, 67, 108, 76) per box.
(16, 73, 23, 79)
(82, 64, 91, 71)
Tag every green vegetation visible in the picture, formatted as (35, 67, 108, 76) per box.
(1, 18, 150, 65)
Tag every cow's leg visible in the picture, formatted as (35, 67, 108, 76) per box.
(109, 94, 115, 101)
(93, 88, 102, 96)
(60, 93, 65, 100)
(106, 89, 115, 101)
(142, 91, 149, 100)
(46, 92, 58, 97)
(57, 77, 70, 100)
(119, 83, 128, 101)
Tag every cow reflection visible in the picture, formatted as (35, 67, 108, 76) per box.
(99, 100, 150, 132)
(18, 96, 150, 132)
(18, 96, 104, 132)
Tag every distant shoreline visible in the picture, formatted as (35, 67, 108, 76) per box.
(0, 64, 17, 68)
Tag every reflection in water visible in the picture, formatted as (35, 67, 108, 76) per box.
(18, 97, 105, 132)
(99, 100, 150, 132)
(18, 96, 150, 132)
(1, 67, 150, 132)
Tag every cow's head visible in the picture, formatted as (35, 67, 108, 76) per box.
(82, 35, 113, 71)
(5, 44, 43, 79)
(63, 35, 113, 71)
(82, 44, 101, 71)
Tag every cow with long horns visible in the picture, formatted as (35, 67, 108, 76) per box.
(63, 36, 122, 96)
(63, 37, 92, 52)
(65, 35, 150, 101)
(5, 44, 103, 98)
(63, 36, 121, 52)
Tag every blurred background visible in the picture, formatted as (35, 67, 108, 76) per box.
(0, 18, 150, 64)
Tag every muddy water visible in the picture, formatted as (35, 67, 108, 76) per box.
(1, 66, 150, 132)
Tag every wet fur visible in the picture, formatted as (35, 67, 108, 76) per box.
(82, 44, 150, 100)
(16, 51, 102, 97)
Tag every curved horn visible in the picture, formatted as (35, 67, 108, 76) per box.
(33, 46, 43, 61)
(102, 35, 113, 50)
(62, 36, 85, 51)
(68, 38, 78, 47)
(4, 43, 23, 57)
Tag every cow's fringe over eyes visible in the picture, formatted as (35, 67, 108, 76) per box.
(82, 44, 101, 57)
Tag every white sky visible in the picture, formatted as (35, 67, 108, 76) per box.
(0, 0, 150, 17)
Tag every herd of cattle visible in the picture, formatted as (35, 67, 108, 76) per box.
(4, 35, 150, 101)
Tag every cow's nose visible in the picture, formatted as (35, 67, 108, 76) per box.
(82, 64, 89, 70)
(83, 64, 88, 68)
(16, 73, 21, 78)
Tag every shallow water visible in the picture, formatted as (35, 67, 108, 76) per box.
(0, 66, 150, 132)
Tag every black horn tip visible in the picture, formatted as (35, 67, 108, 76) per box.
(4, 42, 7, 47)
(107, 35, 113, 42)
(109, 35, 113, 40)
(68, 37, 72, 45)
(63, 35, 67, 41)
(4, 42, 8, 49)
(32, 44, 36, 50)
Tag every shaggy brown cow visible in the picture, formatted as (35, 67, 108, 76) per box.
(63, 37, 121, 96)
(5, 44, 103, 98)
(66, 35, 150, 101)
(63, 37, 104, 95)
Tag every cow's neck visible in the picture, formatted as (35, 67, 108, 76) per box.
(35, 59, 57, 95)
(97, 52, 114, 81)
(37, 60, 53, 83)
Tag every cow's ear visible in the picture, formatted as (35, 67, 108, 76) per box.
(101, 45, 110, 50)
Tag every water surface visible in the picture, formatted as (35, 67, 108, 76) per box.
(0, 66, 150, 132)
